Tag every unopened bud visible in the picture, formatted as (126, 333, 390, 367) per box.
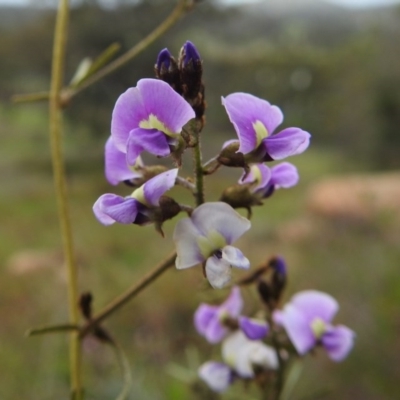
(179, 41, 205, 121)
(217, 141, 248, 171)
(153, 196, 182, 236)
(220, 184, 262, 218)
(269, 256, 287, 301)
(155, 48, 181, 93)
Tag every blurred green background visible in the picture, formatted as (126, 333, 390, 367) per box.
(1, 0, 400, 399)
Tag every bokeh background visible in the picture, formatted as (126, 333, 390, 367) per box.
(1, 0, 400, 399)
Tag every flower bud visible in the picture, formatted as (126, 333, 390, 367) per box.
(153, 196, 182, 236)
(269, 256, 287, 302)
(217, 141, 248, 171)
(154, 48, 182, 94)
(178, 41, 205, 121)
(219, 184, 262, 219)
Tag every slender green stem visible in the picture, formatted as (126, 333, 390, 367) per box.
(26, 324, 79, 337)
(49, 1, 82, 398)
(66, 0, 191, 101)
(80, 252, 176, 338)
(268, 318, 285, 400)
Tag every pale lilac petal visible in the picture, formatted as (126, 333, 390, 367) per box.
(221, 245, 250, 270)
(205, 256, 232, 289)
(222, 93, 283, 154)
(221, 286, 243, 318)
(291, 290, 339, 325)
(138, 79, 195, 133)
(222, 331, 278, 378)
(275, 303, 315, 355)
(111, 87, 147, 152)
(239, 164, 272, 192)
(263, 127, 311, 160)
(238, 316, 269, 340)
(93, 194, 138, 225)
(105, 137, 142, 185)
(126, 128, 171, 165)
(322, 325, 355, 362)
(194, 304, 218, 337)
(270, 162, 299, 189)
(173, 218, 204, 269)
(204, 316, 229, 344)
(191, 202, 251, 245)
(199, 362, 232, 393)
(143, 168, 178, 206)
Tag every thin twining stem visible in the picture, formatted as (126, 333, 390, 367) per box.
(12, 0, 193, 105)
(49, 0, 82, 398)
(80, 251, 177, 338)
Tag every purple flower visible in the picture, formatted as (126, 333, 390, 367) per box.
(198, 331, 278, 392)
(239, 162, 299, 198)
(105, 136, 144, 186)
(194, 286, 243, 343)
(93, 168, 178, 226)
(111, 78, 195, 165)
(273, 290, 355, 362)
(173, 202, 251, 288)
(222, 93, 311, 162)
(198, 362, 233, 393)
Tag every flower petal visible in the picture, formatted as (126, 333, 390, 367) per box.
(191, 202, 251, 245)
(204, 315, 229, 344)
(238, 316, 269, 340)
(270, 162, 299, 189)
(222, 93, 283, 155)
(105, 137, 142, 185)
(126, 128, 171, 165)
(222, 245, 250, 269)
(263, 127, 311, 160)
(291, 290, 339, 324)
(322, 325, 355, 362)
(239, 163, 272, 192)
(93, 194, 138, 225)
(142, 168, 178, 206)
(111, 87, 147, 152)
(138, 79, 195, 133)
(221, 286, 243, 318)
(199, 362, 232, 393)
(273, 304, 315, 355)
(194, 304, 218, 336)
(173, 218, 204, 269)
(205, 256, 232, 289)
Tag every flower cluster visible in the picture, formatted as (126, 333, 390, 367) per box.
(93, 41, 311, 288)
(197, 281, 355, 393)
(92, 40, 354, 397)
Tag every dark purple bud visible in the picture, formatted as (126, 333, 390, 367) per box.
(183, 40, 201, 66)
(156, 48, 172, 71)
(270, 256, 287, 302)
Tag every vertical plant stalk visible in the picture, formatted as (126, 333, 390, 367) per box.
(49, 0, 82, 398)
(192, 130, 204, 206)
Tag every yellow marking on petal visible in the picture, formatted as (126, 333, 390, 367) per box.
(311, 318, 326, 339)
(250, 164, 262, 186)
(131, 185, 149, 206)
(139, 113, 175, 137)
(253, 120, 269, 147)
(197, 230, 227, 258)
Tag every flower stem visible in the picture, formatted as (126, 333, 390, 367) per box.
(80, 252, 176, 338)
(66, 0, 192, 101)
(49, 0, 82, 398)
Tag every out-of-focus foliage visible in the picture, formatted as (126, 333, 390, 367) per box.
(1, 0, 400, 167)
